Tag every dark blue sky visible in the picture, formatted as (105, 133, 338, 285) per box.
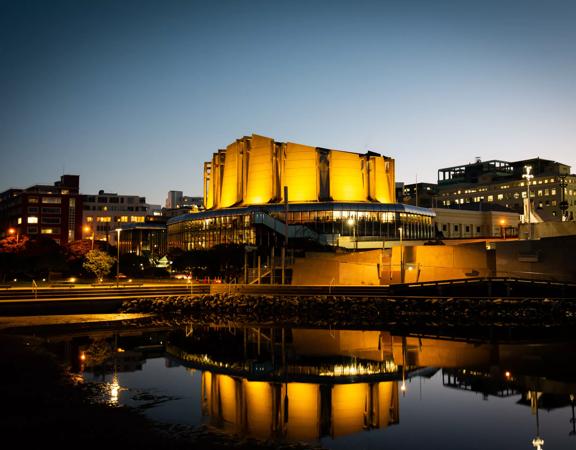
(1, 0, 575, 205)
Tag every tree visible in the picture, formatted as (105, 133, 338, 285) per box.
(83, 250, 115, 281)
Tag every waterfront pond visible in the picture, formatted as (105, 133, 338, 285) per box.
(20, 319, 576, 449)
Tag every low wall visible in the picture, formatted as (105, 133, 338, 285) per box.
(291, 236, 576, 285)
(291, 251, 381, 285)
(519, 222, 576, 239)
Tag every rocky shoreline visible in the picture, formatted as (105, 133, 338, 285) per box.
(120, 293, 576, 329)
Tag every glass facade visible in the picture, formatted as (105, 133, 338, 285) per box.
(168, 203, 434, 251)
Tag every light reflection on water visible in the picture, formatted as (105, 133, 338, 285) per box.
(71, 325, 576, 449)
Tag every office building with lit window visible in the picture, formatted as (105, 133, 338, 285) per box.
(168, 134, 435, 251)
(0, 175, 83, 244)
(82, 190, 157, 244)
(437, 158, 576, 222)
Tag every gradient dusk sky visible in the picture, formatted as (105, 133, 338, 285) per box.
(1, 0, 575, 205)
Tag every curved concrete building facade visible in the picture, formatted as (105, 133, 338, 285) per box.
(204, 134, 396, 208)
(169, 134, 434, 251)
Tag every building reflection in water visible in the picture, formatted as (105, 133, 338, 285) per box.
(200, 373, 399, 440)
(169, 328, 404, 441)
(37, 323, 576, 446)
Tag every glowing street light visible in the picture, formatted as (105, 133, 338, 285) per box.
(84, 225, 95, 250)
(115, 228, 122, 287)
(523, 165, 534, 223)
(347, 217, 357, 251)
(398, 226, 404, 283)
(7, 227, 18, 244)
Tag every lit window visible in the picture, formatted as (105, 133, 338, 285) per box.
(497, 194, 504, 200)
(27, 216, 38, 224)
(17, 217, 22, 224)
(487, 195, 493, 202)
(42, 197, 61, 204)
(86, 216, 93, 222)
(41, 228, 53, 234)
(96, 217, 112, 222)
(28, 197, 39, 204)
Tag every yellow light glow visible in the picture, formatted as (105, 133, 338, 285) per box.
(332, 383, 370, 437)
(330, 151, 364, 201)
(245, 135, 274, 205)
(286, 383, 320, 440)
(244, 380, 273, 437)
(220, 141, 242, 207)
(284, 142, 318, 202)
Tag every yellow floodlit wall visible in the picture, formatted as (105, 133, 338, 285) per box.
(218, 374, 239, 424)
(283, 142, 319, 202)
(220, 142, 242, 207)
(332, 383, 370, 437)
(245, 135, 274, 205)
(369, 157, 395, 203)
(286, 382, 320, 440)
(202, 134, 397, 208)
(376, 381, 394, 428)
(330, 151, 365, 201)
(244, 380, 273, 438)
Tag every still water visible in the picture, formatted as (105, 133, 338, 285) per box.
(43, 321, 576, 449)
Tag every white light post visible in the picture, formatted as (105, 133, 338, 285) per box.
(347, 217, 357, 251)
(398, 226, 404, 283)
(522, 165, 534, 240)
(84, 225, 95, 250)
(115, 228, 122, 287)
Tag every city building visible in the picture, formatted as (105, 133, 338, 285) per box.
(437, 158, 576, 222)
(117, 222, 167, 259)
(0, 175, 83, 245)
(163, 191, 203, 219)
(82, 190, 157, 244)
(168, 134, 435, 251)
(398, 182, 439, 208)
(432, 204, 520, 239)
(165, 190, 203, 209)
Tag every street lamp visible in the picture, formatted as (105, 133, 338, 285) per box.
(398, 226, 404, 283)
(347, 218, 357, 251)
(522, 165, 534, 223)
(115, 228, 122, 287)
(499, 219, 506, 239)
(7, 227, 18, 244)
(84, 225, 95, 250)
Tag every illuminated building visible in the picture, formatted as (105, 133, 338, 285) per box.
(437, 158, 576, 222)
(82, 190, 159, 244)
(168, 134, 435, 250)
(0, 175, 82, 244)
(116, 222, 167, 258)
